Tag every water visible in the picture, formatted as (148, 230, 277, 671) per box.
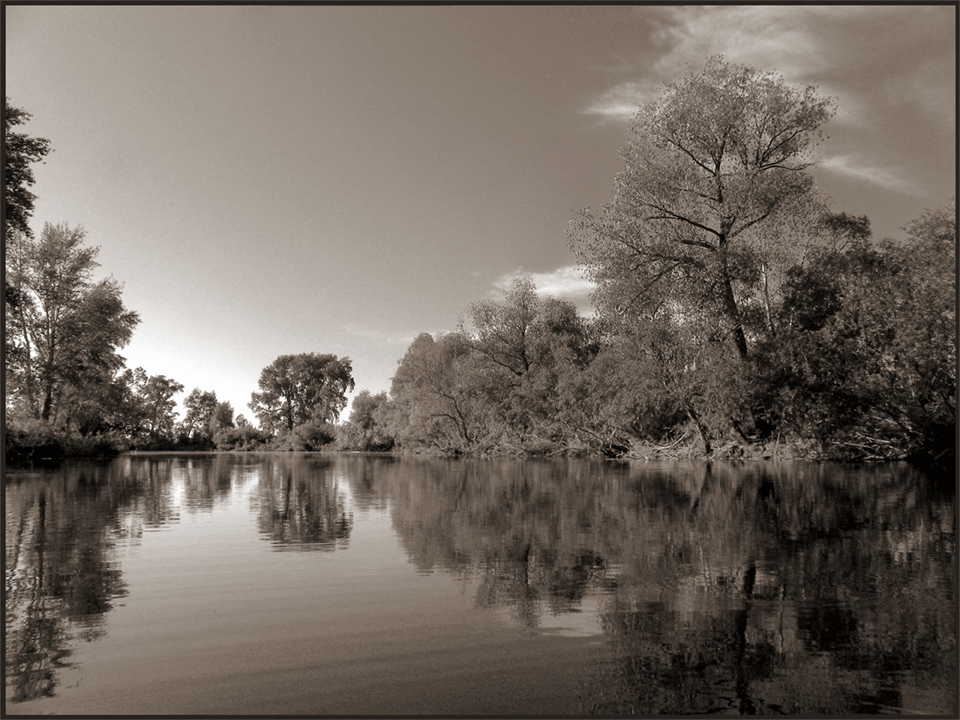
(4, 454, 956, 715)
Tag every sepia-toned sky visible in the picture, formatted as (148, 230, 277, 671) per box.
(5, 5, 955, 422)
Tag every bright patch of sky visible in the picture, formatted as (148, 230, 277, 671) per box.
(5, 5, 954, 423)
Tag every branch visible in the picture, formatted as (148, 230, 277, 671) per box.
(728, 210, 773, 239)
(662, 136, 717, 177)
(644, 203, 721, 244)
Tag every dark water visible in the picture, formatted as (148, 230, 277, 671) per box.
(4, 454, 956, 716)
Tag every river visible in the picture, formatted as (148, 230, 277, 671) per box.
(4, 453, 956, 715)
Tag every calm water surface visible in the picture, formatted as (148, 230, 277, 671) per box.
(5, 454, 956, 715)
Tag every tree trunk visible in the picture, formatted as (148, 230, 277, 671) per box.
(761, 261, 775, 337)
(686, 406, 712, 456)
(720, 271, 749, 360)
(717, 237, 749, 360)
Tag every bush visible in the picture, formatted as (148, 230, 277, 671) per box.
(5, 418, 64, 465)
(269, 422, 337, 451)
(213, 425, 268, 451)
(4, 418, 124, 463)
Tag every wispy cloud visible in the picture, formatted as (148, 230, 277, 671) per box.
(581, 6, 828, 122)
(819, 154, 921, 195)
(491, 266, 596, 314)
(581, 5, 911, 124)
(648, 6, 832, 80)
(581, 80, 662, 122)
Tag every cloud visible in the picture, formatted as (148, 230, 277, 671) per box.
(649, 6, 826, 80)
(581, 6, 912, 124)
(581, 80, 662, 122)
(491, 265, 597, 314)
(581, 6, 830, 122)
(819, 154, 921, 195)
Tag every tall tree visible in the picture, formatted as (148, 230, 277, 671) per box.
(384, 333, 482, 453)
(4, 98, 52, 241)
(5, 223, 139, 425)
(571, 56, 835, 359)
(135, 372, 184, 440)
(249, 353, 355, 434)
(459, 277, 597, 447)
(181, 389, 219, 442)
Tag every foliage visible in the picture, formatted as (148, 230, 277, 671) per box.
(382, 333, 485, 453)
(337, 390, 395, 451)
(5, 223, 140, 428)
(378, 279, 600, 455)
(4, 98, 52, 241)
(177, 388, 219, 447)
(132, 372, 184, 443)
(570, 56, 835, 360)
(756, 199, 956, 460)
(213, 424, 269, 451)
(249, 353, 355, 434)
(459, 277, 598, 450)
(276, 421, 338, 451)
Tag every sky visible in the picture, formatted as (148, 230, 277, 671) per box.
(5, 5, 956, 425)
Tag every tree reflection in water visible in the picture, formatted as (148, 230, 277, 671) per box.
(354, 457, 622, 629)
(585, 462, 957, 716)
(5, 462, 146, 703)
(254, 454, 353, 551)
(344, 457, 956, 715)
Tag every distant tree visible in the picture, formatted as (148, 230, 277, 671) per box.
(180, 389, 218, 443)
(209, 401, 235, 436)
(570, 56, 836, 359)
(5, 223, 139, 425)
(136, 372, 184, 440)
(249, 353, 355, 435)
(4, 98, 52, 242)
(338, 390, 394, 451)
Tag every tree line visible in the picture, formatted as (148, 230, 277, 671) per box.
(338, 58, 955, 463)
(5, 56, 955, 463)
(3, 98, 357, 460)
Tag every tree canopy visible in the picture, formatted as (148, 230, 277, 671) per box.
(5, 223, 139, 426)
(249, 353, 355, 434)
(4, 98, 52, 241)
(571, 56, 836, 359)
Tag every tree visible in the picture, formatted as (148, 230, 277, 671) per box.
(570, 56, 835, 360)
(384, 333, 482, 453)
(757, 199, 956, 460)
(210, 401, 235, 435)
(180, 389, 219, 443)
(249, 353, 355, 435)
(459, 277, 598, 449)
(4, 98, 52, 241)
(135, 372, 184, 440)
(338, 390, 394, 451)
(461, 277, 544, 378)
(5, 223, 139, 426)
